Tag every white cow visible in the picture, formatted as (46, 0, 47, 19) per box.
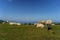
(16, 23, 21, 25)
(35, 23, 44, 28)
(45, 20, 52, 24)
(9, 22, 21, 25)
(51, 24, 55, 26)
(9, 22, 16, 25)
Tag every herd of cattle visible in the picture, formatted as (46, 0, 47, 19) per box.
(34, 20, 55, 28)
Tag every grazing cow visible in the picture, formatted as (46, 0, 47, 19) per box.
(45, 20, 52, 31)
(35, 23, 44, 28)
(45, 20, 52, 24)
(51, 24, 55, 26)
(9, 22, 21, 25)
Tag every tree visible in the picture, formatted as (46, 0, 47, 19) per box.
(24, 23, 27, 25)
(0, 20, 4, 23)
(28, 23, 31, 25)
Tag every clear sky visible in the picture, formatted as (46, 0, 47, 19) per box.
(0, 0, 60, 22)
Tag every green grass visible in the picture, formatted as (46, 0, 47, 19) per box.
(0, 24, 60, 40)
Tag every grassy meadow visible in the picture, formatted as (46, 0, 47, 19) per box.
(0, 24, 60, 40)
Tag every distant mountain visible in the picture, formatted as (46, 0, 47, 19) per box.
(8, 20, 39, 24)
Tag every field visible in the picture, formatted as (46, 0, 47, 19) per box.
(0, 24, 60, 40)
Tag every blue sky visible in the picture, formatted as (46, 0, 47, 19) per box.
(0, 0, 60, 22)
